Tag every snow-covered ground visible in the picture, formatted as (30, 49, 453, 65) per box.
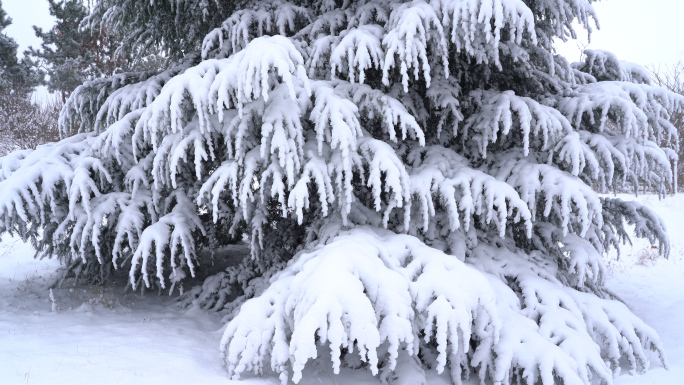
(0, 194, 683, 385)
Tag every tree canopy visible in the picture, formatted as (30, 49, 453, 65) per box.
(0, 0, 680, 384)
(29, 0, 149, 101)
(0, 0, 39, 96)
(0, 0, 58, 156)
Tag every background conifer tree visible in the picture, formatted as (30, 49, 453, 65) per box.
(0, 0, 38, 96)
(29, 0, 161, 102)
(0, 0, 58, 155)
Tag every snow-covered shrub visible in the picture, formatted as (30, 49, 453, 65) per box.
(0, 0, 680, 384)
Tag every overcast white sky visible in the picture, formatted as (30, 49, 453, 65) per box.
(3, 0, 684, 68)
(4, 0, 54, 53)
(555, 0, 684, 68)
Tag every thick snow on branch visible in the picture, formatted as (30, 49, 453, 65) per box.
(573, 50, 651, 85)
(468, 241, 666, 383)
(133, 35, 310, 155)
(464, 90, 570, 157)
(407, 145, 532, 237)
(601, 197, 670, 258)
(60, 56, 198, 136)
(130, 191, 205, 289)
(201, 1, 311, 59)
(554, 81, 682, 146)
(383, 1, 449, 90)
(0, 134, 99, 233)
(358, 136, 411, 217)
(435, 0, 536, 66)
(222, 225, 667, 385)
(489, 152, 601, 237)
(330, 25, 385, 84)
(60, 71, 155, 136)
(220, 228, 499, 384)
(334, 82, 425, 144)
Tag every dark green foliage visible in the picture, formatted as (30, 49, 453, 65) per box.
(0, 0, 58, 154)
(29, 0, 128, 100)
(0, 0, 39, 96)
(88, 0, 240, 62)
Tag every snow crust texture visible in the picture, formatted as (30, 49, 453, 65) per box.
(0, 0, 681, 384)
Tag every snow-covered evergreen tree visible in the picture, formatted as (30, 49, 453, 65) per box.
(0, 0, 56, 155)
(1, 0, 680, 384)
(29, 0, 158, 102)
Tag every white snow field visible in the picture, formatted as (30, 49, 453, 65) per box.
(0, 194, 682, 385)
